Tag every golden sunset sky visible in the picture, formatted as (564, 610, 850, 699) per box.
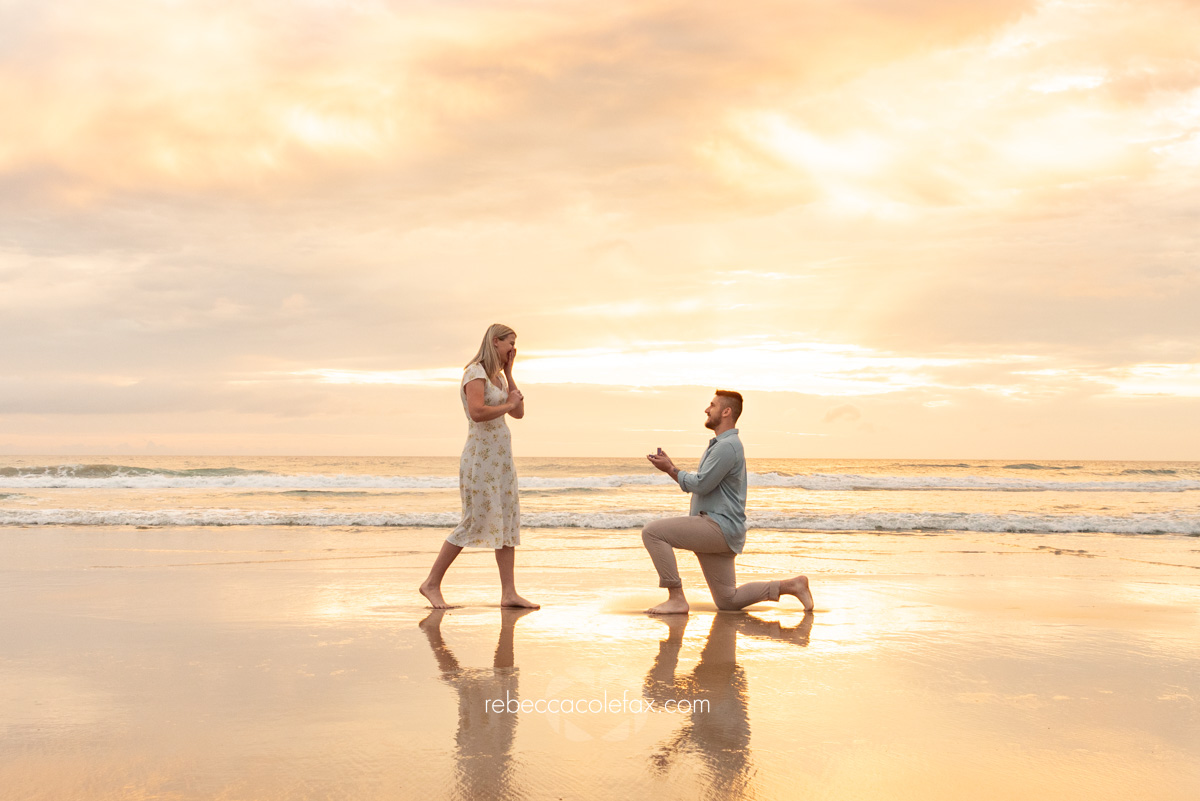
(2, 0, 1198, 457)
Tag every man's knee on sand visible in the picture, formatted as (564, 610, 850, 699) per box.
(710, 592, 739, 609)
(703, 575, 739, 610)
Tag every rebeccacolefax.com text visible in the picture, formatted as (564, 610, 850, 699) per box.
(484, 690, 708, 715)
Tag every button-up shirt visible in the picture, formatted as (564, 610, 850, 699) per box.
(677, 428, 747, 553)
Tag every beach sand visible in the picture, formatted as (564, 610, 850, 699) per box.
(2, 525, 1198, 800)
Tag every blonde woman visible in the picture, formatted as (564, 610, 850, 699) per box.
(420, 324, 539, 609)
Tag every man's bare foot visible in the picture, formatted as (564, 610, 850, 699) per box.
(651, 613, 689, 640)
(780, 575, 814, 611)
(420, 581, 458, 609)
(646, 597, 690, 615)
(500, 593, 540, 609)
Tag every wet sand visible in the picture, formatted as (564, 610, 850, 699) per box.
(2, 525, 1199, 800)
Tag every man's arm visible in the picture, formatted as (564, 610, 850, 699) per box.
(677, 442, 736, 495)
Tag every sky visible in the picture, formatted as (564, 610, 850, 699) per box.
(1, 0, 1198, 458)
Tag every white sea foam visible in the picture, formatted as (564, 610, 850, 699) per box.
(3, 509, 1198, 535)
(1, 465, 1197, 492)
(750, 473, 1200, 492)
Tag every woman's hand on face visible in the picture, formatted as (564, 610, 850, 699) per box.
(504, 347, 516, 373)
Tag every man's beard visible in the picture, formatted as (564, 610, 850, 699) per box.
(704, 416, 718, 430)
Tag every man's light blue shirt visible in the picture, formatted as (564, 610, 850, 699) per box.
(676, 428, 747, 553)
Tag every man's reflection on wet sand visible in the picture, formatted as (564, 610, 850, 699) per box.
(643, 611, 814, 799)
(419, 608, 537, 801)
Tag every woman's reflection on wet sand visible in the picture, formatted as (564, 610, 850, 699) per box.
(643, 611, 814, 799)
(419, 608, 537, 801)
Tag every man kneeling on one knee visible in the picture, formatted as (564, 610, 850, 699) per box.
(643, 390, 814, 615)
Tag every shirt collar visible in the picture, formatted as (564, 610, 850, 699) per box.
(709, 428, 739, 445)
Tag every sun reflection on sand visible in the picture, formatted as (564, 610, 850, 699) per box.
(416, 605, 816, 799)
(3, 525, 1199, 798)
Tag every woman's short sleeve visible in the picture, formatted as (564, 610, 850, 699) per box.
(462, 363, 487, 386)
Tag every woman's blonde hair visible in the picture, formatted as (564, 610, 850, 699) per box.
(466, 323, 516, 380)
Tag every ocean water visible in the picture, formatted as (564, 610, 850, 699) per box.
(2, 456, 1199, 536)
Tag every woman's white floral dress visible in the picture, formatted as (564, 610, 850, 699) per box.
(447, 363, 520, 548)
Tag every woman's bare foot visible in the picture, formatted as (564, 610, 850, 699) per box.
(420, 581, 458, 609)
(500, 606, 540, 623)
(500, 593, 540, 609)
(780, 575, 814, 611)
(418, 608, 447, 631)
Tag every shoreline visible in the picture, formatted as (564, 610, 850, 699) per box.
(2, 525, 1198, 799)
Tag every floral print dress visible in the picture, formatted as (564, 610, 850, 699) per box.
(447, 362, 521, 548)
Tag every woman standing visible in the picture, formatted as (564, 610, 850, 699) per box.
(420, 324, 539, 609)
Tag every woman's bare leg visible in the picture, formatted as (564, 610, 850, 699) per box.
(420, 540, 464, 609)
(495, 546, 540, 608)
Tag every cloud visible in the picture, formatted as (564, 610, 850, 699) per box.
(824, 404, 862, 424)
(1, 0, 1198, 456)
(0, 1, 1037, 216)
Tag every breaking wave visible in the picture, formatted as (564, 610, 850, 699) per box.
(2, 465, 1198, 493)
(3, 509, 1198, 535)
